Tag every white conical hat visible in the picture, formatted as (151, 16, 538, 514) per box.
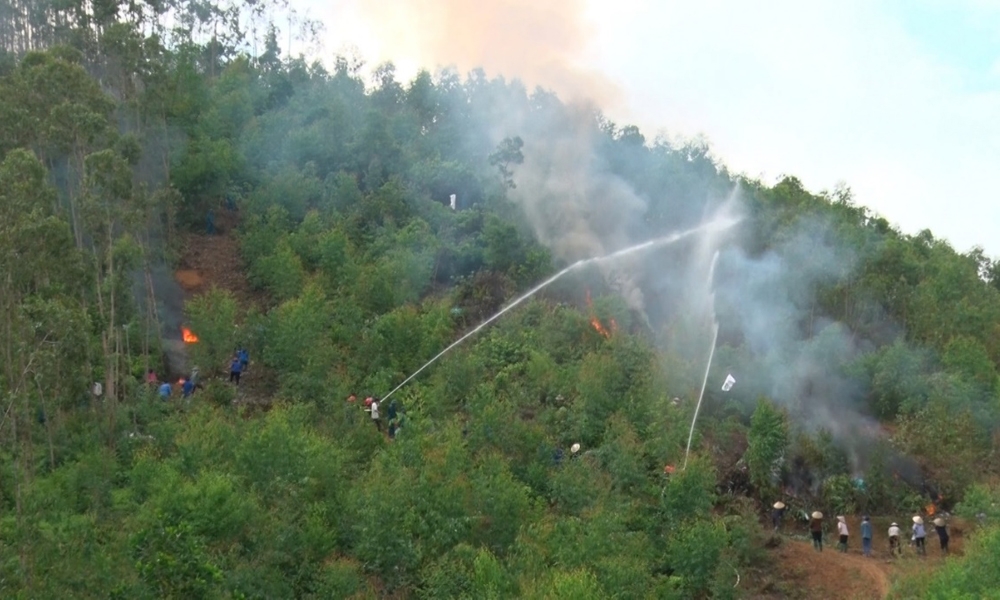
(837, 516, 846, 523)
(913, 516, 924, 524)
(812, 511, 823, 519)
(933, 518, 945, 527)
(773, 501, 786, 510)
(890, 522, 898, 527)
(570, 443, 581, 454)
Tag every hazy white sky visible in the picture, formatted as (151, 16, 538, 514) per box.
(289, 0, 1000, 256)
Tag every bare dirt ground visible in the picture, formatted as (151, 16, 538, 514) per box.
(175, 208, 277, 405)
(750, 516, 966, 599)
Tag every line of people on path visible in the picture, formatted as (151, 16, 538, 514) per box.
(772, 502, 950, 557)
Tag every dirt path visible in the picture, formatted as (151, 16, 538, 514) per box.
(759, 516, 966, 599)
(772, 536, 889, 599)
(174, 209, 276, 404)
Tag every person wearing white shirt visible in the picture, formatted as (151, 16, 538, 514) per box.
(836, 516, 849, 552)
(370, 398, 382, 432)
(912, 516, 927, 555)
(888, 522, 901, 556)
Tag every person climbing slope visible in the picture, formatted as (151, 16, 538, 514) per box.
(229, 354, 243, 385)
(860, 515, 873, 557)
(836, 516, 849, 552)
(810, 511, 824, 551)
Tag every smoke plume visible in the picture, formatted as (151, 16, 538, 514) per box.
(358, 0, 619, 106)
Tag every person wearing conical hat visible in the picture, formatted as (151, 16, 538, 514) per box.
(888, 522, 901, 557)
(912, 515, 927, 555)
(933, 517, 949, 555)
(836, 516, 849, 553)
(771, 501, 786, 531)
(809, 511, 824, 551)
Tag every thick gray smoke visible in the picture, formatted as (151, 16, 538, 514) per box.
(508, 104, 652, 315)
(489, 91, 883, 473)
(712, 219, 884, 472)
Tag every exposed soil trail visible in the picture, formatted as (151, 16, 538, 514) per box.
(175, 208, 276, 404)
(758, 516, 965, 599)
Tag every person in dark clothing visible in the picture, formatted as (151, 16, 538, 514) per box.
(933, 518, 949, 555)
(206, 209, 216, 234)
(809, 512, 824, 551)
(182, 378, 195, 399)
(771, 501, 786, 531)
(229, 355, 243, 384)
(237, 347, 249, 371)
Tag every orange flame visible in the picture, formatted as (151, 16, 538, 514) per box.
(926, 503, 936, 516)
(590, 317, 611, 338)
(585, 289, 613, 338)
(664, 464, 676, 474)
(182, 327, 199, 343)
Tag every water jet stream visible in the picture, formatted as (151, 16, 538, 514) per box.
(381, 218, 739, 402)
(684, 250, 720, 470)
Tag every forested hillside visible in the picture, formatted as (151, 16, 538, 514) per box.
(3, 1, 1000, 598)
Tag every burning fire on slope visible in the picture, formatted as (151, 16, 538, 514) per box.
(182, 327, 199, 343)
(585, 290, 617, 339)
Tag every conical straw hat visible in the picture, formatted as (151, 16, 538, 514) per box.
(913, 516, 924, 524)
(837, 516, 846, 523)
(773, 501, 786, 510)
(811, 511, 823, 519)
(933, 518, 945, 527)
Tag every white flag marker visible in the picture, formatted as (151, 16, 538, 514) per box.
(721, 374, 736, 392)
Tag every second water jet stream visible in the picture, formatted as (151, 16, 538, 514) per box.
(684, 250, 720, 470)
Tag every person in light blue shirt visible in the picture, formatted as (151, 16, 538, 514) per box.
(158, 382, 171, 400)
(912, 516, 927, 555)
(860, 516, 873, 557)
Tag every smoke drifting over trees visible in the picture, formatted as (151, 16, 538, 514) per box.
(4, 1, 1000, 597)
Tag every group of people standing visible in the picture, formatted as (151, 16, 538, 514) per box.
(148, 367, 200, 400)
(772, 502, 950, 557)
(348, 394, 403, 439)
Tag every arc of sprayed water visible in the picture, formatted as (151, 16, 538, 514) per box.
(381, 219, 739, 403)
(683, 250, 720, 471)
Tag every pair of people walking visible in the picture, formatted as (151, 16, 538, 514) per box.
(806, 512, 847, 552)
(807, 514, 874, 555)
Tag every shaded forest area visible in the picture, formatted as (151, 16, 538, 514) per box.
(3, 1, 1000, 598)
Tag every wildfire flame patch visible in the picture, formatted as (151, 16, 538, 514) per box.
(182, 327, 199, 343)
(585, 290, 616, 339)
